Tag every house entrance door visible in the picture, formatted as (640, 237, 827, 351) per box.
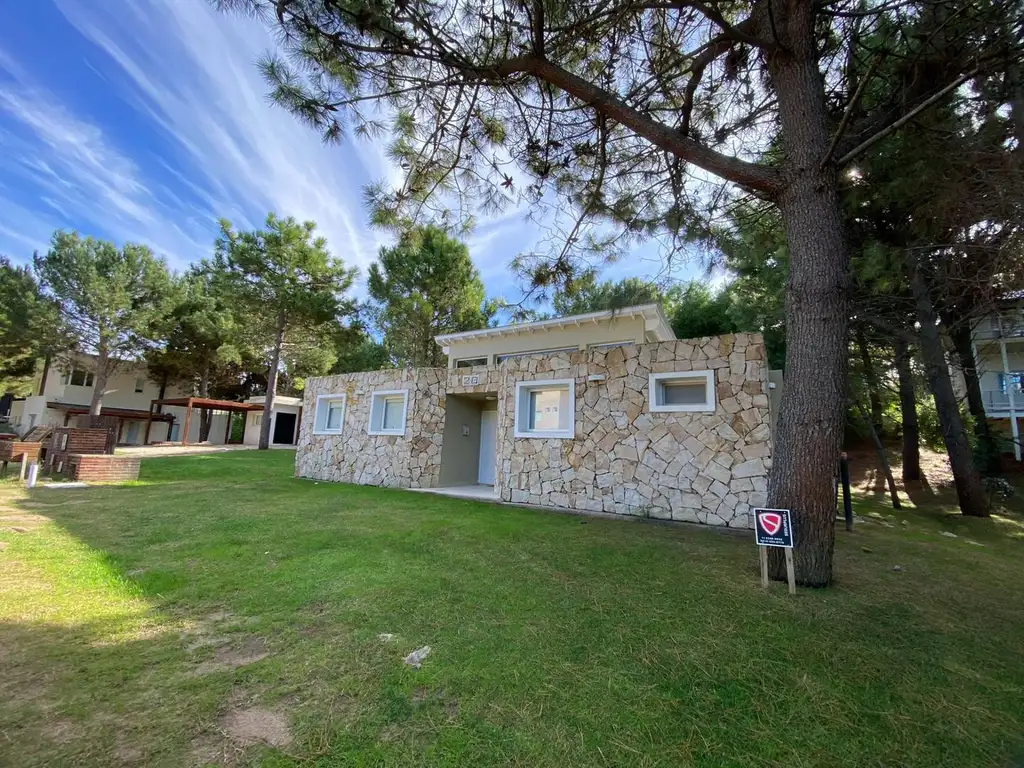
(478, 410, 497, 485)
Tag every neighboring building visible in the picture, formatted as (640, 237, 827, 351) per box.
(242, 395, 302, 446)
(973, 295, 1023, 461)
(296, 305, 774, 529)
(7, 354, 229, 445)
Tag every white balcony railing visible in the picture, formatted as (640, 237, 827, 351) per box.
(983, 390, 1022, 413)
(975, 313, 1024, 340)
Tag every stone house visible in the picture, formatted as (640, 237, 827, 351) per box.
(296, 305, 774, 529)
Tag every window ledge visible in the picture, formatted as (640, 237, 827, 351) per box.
(649, 403, 716, 414)
(513, 429, 574, 439)
(368, 428, 405, 437)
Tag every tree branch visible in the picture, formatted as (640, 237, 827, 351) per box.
(501, 54, 781, 194)
(837, 68, 980, 167)
(820, 53, 884, 169)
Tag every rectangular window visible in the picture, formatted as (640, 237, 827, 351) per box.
(254, 414, 262, 426)
(586, 341, 635, 351)
(61, 368, 95, 387)
(134, 377, 145, 393)
(497, 346, 578, 363)
(455, 357, 488, 368)
(649, 371, 716, 413)
(368, 390, 409, 436)
(514, 379, 575, 438)
(313, 393, 347, 435)
(998, 373, 1024, 393)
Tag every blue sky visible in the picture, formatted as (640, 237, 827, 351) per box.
(0, 0, 707, 304)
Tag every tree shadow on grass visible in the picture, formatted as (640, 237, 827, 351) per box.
(0, 616, 217, 766)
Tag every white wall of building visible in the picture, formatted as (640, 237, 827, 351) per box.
(243, 397, 302, 446)
(7, 354, 235, 444)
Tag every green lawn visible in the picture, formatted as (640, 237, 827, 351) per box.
(2, 451, 1023, 767)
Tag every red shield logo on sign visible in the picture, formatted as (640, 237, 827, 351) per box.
(759, 512, 783, 536)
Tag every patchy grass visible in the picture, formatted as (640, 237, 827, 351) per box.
(1, 450, 1024, 767)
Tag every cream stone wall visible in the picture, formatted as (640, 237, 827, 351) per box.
(296, 334, 771, 529)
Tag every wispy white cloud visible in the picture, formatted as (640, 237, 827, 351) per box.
(0, 63, 212, 265)
(52, 0, 402, 276)
(0, 0, 705, 300)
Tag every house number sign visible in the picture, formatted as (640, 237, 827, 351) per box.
(461, 374, 481, 386)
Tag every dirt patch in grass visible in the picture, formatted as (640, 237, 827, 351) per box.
(220, 707, 292, 748)
(188, 701, 291, 765)
(191, 636, 269, 676)
(113, 742, 144, 765)
(188, 733, 230, 767)
(44, 717, 80, 746)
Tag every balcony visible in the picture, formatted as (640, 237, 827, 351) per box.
(983, 389, 1023, 415)
(975, 314, 1024, 341)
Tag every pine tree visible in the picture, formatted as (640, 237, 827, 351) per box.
(213, 214, 357, 449)
(34, 232, 174, 418)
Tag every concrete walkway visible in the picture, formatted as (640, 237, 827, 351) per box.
(412, 484, 500, 502)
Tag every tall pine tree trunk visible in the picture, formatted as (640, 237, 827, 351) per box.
(89, 345, 110, 422)
(856, 328, 885, 437)
(198, 363, 213, 442)
(894, 338, 921, 483)
(764, 1, 850, 587)
(855, 400, 901, 508)
(945, 318, 1001, 475)
(259, 312, 286, 450)
(907, 260, 989, 516)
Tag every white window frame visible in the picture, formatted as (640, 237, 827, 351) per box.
(61, 368, 95, 387)
(312, 392, 347, 435)
(513, 378, 575, 439)
(368, 389, 409, 436)
(649, 370, 716, 413)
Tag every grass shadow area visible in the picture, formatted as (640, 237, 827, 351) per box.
(2, 450, 1024, 766)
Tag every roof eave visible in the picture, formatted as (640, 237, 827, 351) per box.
(434, 303, 673, 346)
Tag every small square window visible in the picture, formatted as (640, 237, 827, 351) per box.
(134, 377, 145, 393)
(368, 390, 409, 436)
(313, 393, 346, 435)
(649, 371, 715, 413)
(514, 379, 575, 438)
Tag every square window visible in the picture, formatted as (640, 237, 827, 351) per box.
(649, 371, 715, 413)
(313, 393, 347, 435)
(514, 379, 575, 438)
(368, 390, 409, 436)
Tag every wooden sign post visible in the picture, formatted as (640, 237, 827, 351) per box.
(754, 508, 796, 595)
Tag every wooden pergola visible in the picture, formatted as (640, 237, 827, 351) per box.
(145, 397, 265, 445)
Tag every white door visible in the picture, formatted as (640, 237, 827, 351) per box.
(478, 410, 497, 485)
